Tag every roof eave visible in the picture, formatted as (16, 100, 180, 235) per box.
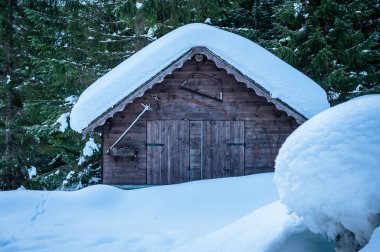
(81, 46, 307, 137)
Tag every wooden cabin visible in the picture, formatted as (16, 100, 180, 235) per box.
(70, 24, 329, 186)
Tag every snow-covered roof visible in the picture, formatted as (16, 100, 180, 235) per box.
(70, 23, 329, 133)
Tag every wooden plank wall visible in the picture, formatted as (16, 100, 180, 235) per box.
(102, 57, 298, 184)
(147, 120, 190, 185)
(200, 121, 244, 179)
(189, 121, 202, 181)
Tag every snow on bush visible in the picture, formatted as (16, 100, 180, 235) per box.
(78, 137, 99, 165)
(55, 112, 70, 132)
(82, 137, 99, 157)
(64, 95, 78, 105)
(27, 166, 37, 180)
(274, 95, 380, 248)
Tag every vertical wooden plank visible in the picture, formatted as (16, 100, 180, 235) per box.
(165, 120, 172, 183)
(226, 121, 232, 176)
(160, 120, 167, 184)
(165, 120, 178, 184)
(147, 121, 162, 184)
(221, 121, 231, 177)
(200, 121, 204, 179)
(173, 120, 180, 183)
(238, 121, 245, 176)
(178, 120, 190, 183)
(156, 121, 163, 184)
(230, 121, 245, 176)
(147, 121, 153, 184)
(202, 121, 212, 179)
(189, 121, 202, 181)
(216, 121, 224, 178)
(211, 120, 218, 178)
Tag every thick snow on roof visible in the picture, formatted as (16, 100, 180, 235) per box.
(70, 23, 329, 133)
(275, 95, 380, 248)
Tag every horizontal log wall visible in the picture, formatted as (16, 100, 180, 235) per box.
(102, 57, 298, 184)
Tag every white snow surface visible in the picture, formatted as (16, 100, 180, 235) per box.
(0, 173, 333, 251)
(64, 95, 78, 105)
(275, 95, 380, 246)
(27, 166, 37, 180)
(78, 137, 100, 165)
(135, 2, 143, 9)
(55, 112, 70, 132)
(82, 137, 99, 157)
(6, 75, 11, 84)
(175, 202, 334, 252)
(360, 226, 380, 252)
(147, 25, 157, 39)
(70, 23, 329, 133)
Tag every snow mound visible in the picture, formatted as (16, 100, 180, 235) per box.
(0, 173, 279, 251)
(174, 201, 335, 252)
(274, 95, 380, 246)
(360, 226, 380, 252)
(70, 23, 329, 133)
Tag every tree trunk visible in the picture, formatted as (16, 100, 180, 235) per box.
(134, 1, 146, 51)
(4, 0, 15, 164)
(2, 0, 20, 190)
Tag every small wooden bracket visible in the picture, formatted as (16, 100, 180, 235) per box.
(108, 146, 138, 161)
(194, 54, 204, 62)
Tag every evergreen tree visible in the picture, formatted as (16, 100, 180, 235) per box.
(19, 0, 128, 190)
(0, 0, 120, 190)
(221, 0, 283, 41)
(0, 0, 37, 189)
(114, 0, 238, 46)
(267, 0, 379, 104)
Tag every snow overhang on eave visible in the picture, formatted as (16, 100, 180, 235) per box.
(81, 46, 307, 137)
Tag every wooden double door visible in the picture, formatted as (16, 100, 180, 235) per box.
(147, 120, 245, 185)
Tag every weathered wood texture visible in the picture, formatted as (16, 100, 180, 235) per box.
(201, 120, 244, 179)
(147, 120, 189, 184)
(102, 57, 299, 185)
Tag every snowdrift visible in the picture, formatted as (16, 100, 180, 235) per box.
(275, 95, 380, 248)
(0, 173, 334, 251)
(0, 174, 276, 251)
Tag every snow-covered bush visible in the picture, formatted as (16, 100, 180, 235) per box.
(274, 95, 380, 251)
(30, 164, 101, 191)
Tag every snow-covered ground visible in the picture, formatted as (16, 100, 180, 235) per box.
(0, 173, 333, 251)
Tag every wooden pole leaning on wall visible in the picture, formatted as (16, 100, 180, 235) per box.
(107, 103, 152, 154)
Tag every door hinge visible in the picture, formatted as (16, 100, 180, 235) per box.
(146, 143, 165, 147)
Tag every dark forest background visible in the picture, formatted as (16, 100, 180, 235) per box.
(1, 0, 379, 190)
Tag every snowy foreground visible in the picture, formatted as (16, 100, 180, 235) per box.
(0, 173, 334, 251)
